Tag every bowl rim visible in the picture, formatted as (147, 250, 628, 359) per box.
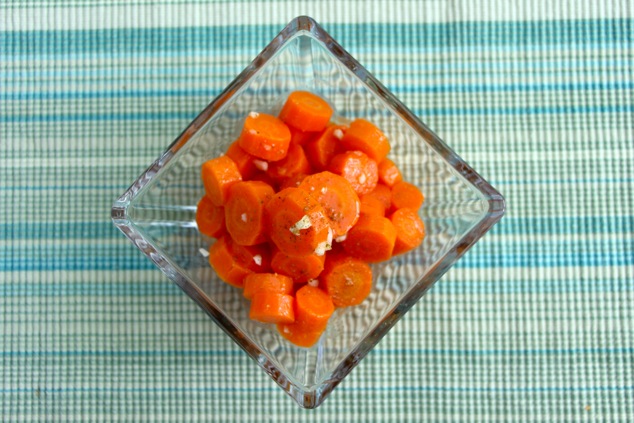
(112, 15, 506, 409)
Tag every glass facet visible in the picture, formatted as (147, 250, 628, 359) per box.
(112, 16, 505, 408)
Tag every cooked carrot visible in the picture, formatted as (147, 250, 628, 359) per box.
(243, 273, 294, 300)
(342, 213, 397, 262)
(297, 171, 360, 238)
(289, 126, 319, 146)
(391, 181, 424, 211)
(249, 292, 295, 324)
(239, 112, 291, 162)
(321, 254, 373, 307)
(341, 118, 391, 162)
(250, 170, 278, 192)
(225, 140, 258, 180)
(201, 155, 242, 206)
(304, 125, 345, 171)
(195, 195, 226, 238)
(359, 193, 386, 216)
(230, 241, 272, 273)
(271, 248, 325, 283)
(277, 285, 334, 347)
(278, 91, 333, 132)
(377, 158, 402, 187)
(328, 150, 378, 196)
(267, 143, 312, 182)
(366, 183, 392, 210)
(224, 181, 275, 246)
(278, 173, 308, 190)
(264, 187, 333, 257)
(389, 208, 426, 256)
(207, 236, 252, 287)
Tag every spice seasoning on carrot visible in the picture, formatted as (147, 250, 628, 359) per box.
(239, 112, 291, 162)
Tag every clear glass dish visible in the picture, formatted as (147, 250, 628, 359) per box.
(111, 16, 505, 408)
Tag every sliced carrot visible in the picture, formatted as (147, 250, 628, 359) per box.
(267, 143, 312, 182)
(249, 292, 295, 324)
(342, 213, 397, 262)
(304, 125, 346, 171)
(201, 155, 242, 206)
(195, 195, 226, 238)
(264, 187, 333, 257)
(278, 91, 333, 132)
(297, 171, 360, 238)
(389, 208, 426, 256)
(277, 285, 334, 347)
(278, 173, 308, 190)
(366, 183, 392, 210)
(391, 181, 424, 211)
(321, 253, 373, 307)
(289, 126, 320, 146)
(230, 241, 272, 273)
(328, 150, 378, 196)
(243, 273, 294, 300)
(207, 236, 252, 288)
(377, 158, 402, 187)
(239, 112, 291, 162)
(359, 193, 386, 216)
(271, 248, 325, 283)
(250, 170, 278, 192)
(225, 140, 258, 180)
(225, 181, 275, 246)
(341, 118, 391, 162)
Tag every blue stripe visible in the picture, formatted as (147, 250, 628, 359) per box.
(2, 20, 632, 56)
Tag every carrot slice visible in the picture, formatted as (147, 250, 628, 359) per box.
(239, 112, 291, 162)
(389, 208, 426, 256)
(366, 183, 392, 210)
(321, 253, 373, 307)
(289, 126, 320, 146)
(377, 158, 402, 187)
(207, 236, 252, 288)
(278, 173, 308, 190)
(264, 187, 333, 257)
(277, 285, 334, 347)
(359, 193, 386, 216)
(297, 171, 360, 238)
(271, 248, 325, 283)
(341, 118, 391, 162)
(279, 91, 333, 132)
(195, 195, 226, 238)
(391, 181, 424, 211)
(342, 213, 397, 262)
(328, 150, 378, 196)
(304, 125, 345, 171)
(225, 140, 258, 180)
(249, 292, 295, 324)
(225, 181, 275, 246)
(231, 241, 271, 273)
(268, 143, 312, 182)
(243, 273, 294, 300)
(201, 155, 242, 206)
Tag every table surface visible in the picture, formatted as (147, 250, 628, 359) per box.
(2, 1, 633, 421)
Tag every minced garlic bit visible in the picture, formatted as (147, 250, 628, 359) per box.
(248, 129, 257, 135)
(263, 144, 272, 151)
(307, 279, 319, 287)
(283, 326, 290, 334)
(333, 128, 344, 140)
(289, 215, 312, 236)
(253, 254, 262, 266)
(358, 173, 367, 184)
(199, 248, 209, 258)
(240, 213, 247, 222)
(320, 187, 327, 194)
(248, 111, 260, 119)
(314, 227, 333, 256)
(253, 159, 268, 171)
(335, 234, 347, 243)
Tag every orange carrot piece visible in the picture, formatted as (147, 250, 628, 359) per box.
(238, 112, 291, 162)
(264, 187, 333, 257)
(289, 126, 319, 146)
(328, 150, 378, 196)
(271, 248, 325, 283)
(366, 183, 392, 210)
(278, 173, 308, 190)
(391, 181, 424, 211)
(249, 292, 295, 324)
(304, 125, 346, 171)
(377, 158, 403, 187)
(278, 91, 333, 132)
(201, 155, 242, 206)
(231, 241, 272, 273)
(207, 236, 252, 288)
(298, 171, 360, 238)
(321, 254, 373, 307)
(342, 213, 397, 262)
(268, 143, 312, 182)
(243, 273, 294, 300)
(341, 118, 391, 162)
(225, 181, 275, 246)
(277, 285, 334, 347)
(196, 195, 226, 238)
(359, 193, 386, 216)
(225, 140, 258, 180)
(389, 208, 426, 256)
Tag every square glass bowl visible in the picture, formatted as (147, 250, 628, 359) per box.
(111, 16, 505, 408)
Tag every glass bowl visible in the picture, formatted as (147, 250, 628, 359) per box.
(111, 16, 505, 408)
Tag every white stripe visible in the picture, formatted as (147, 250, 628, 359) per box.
(2, 0, 632, 31)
